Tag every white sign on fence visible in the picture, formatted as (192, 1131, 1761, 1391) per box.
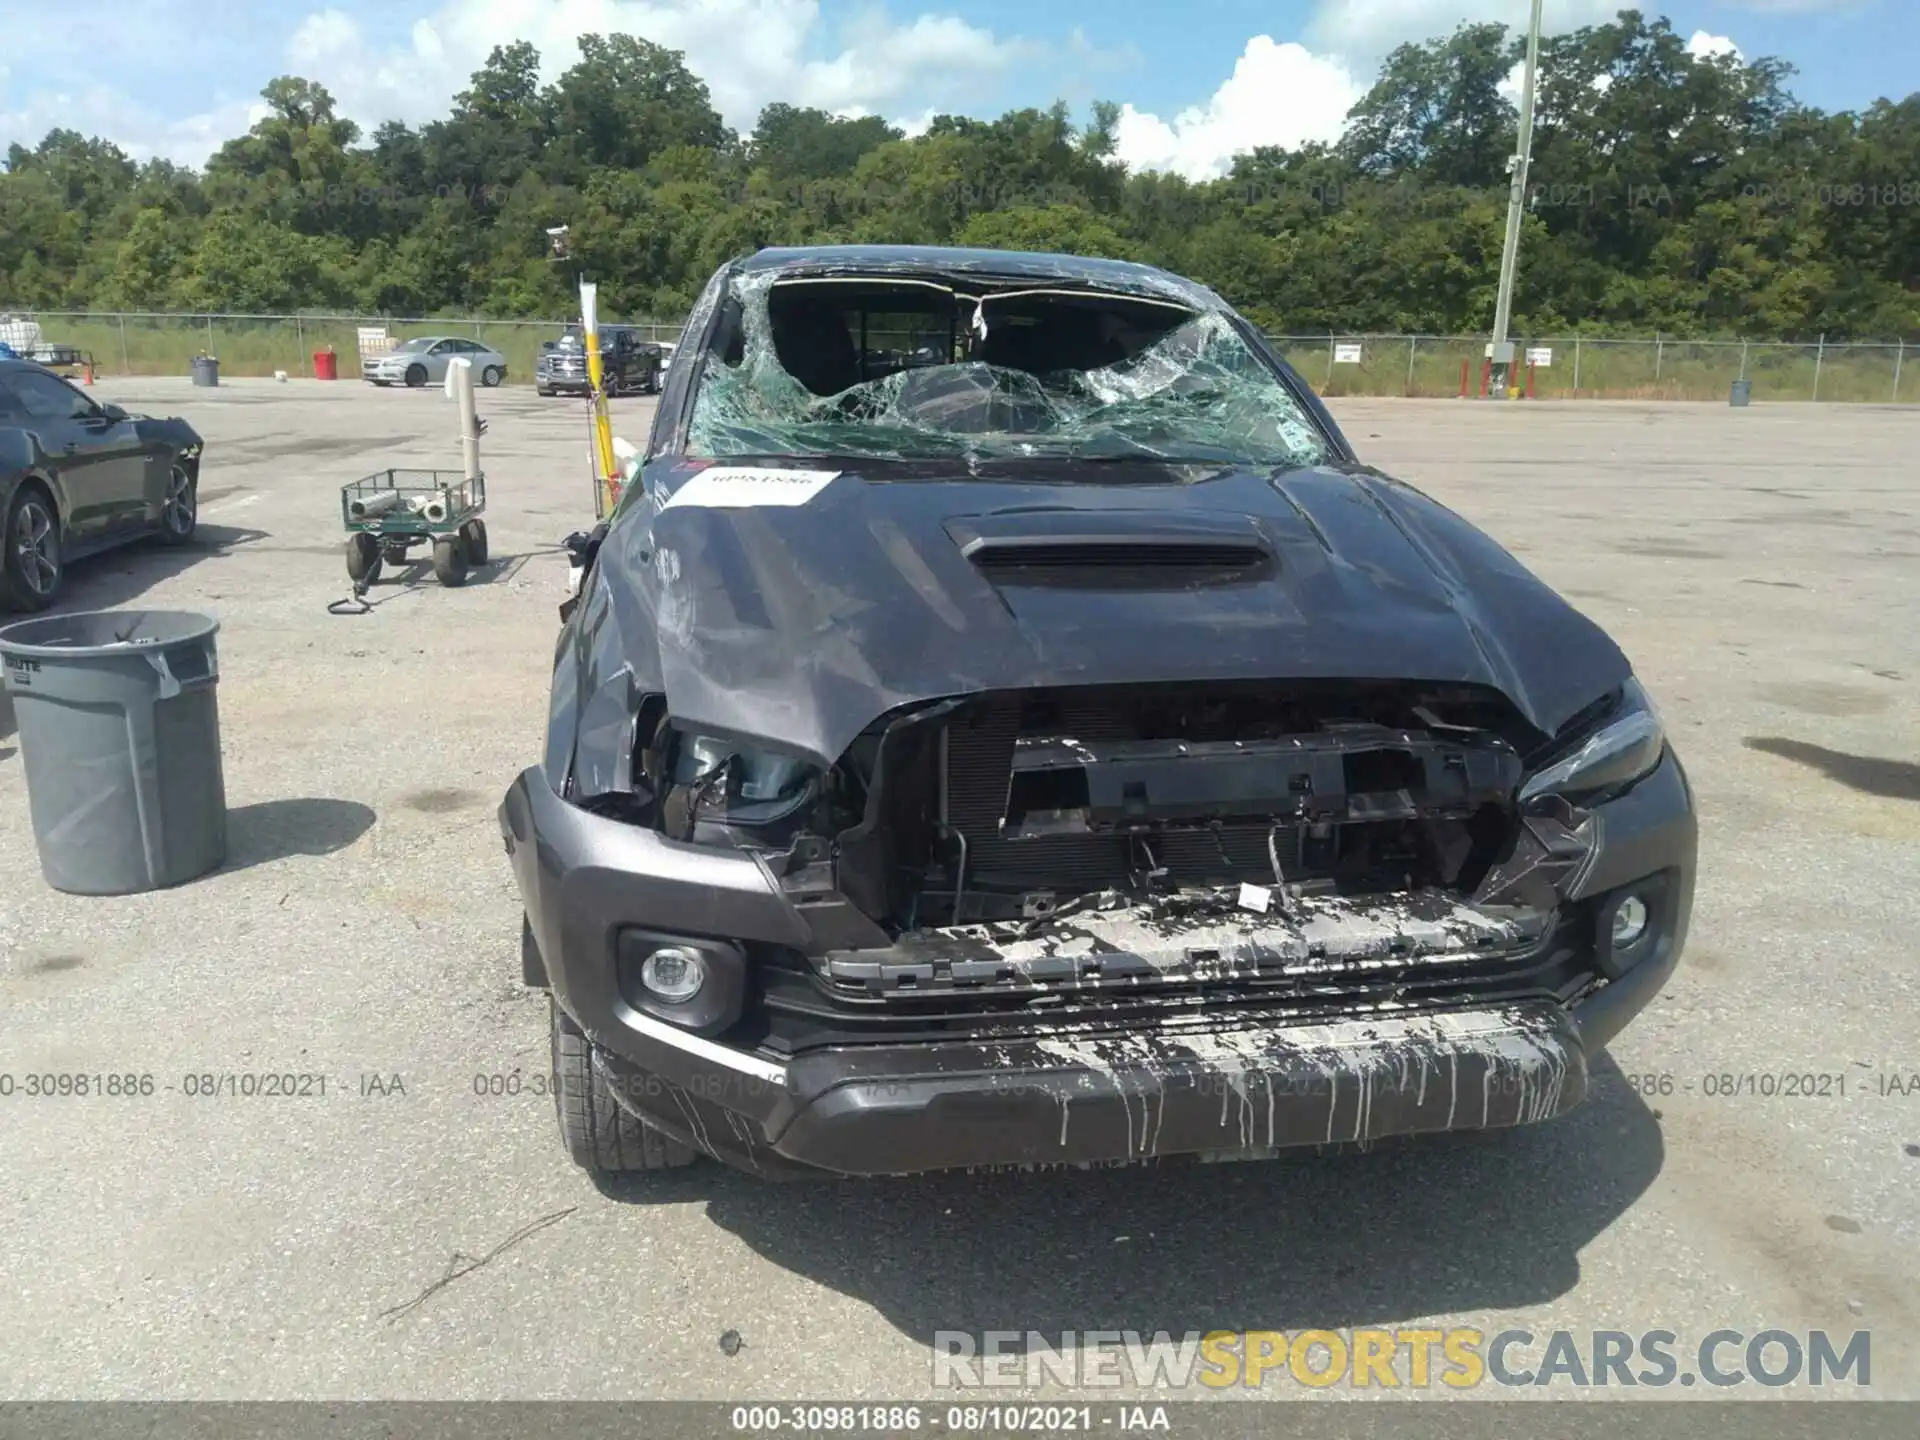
(1333, 342, 1364, 364)
(1526, 347, 1553, 367)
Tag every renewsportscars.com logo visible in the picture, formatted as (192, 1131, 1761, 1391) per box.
(933, 1328, 1872, 1390)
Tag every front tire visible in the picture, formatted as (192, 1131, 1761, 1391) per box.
(1, 484, 63, 612)
(346, 532, 382, 585)
(550, 999, 698, 1174)
(404, 364, 427, 388)
(432, 534, 469, 586)
(480, 365, 504, 388)
(158, 460, 197, 545)
(459, 518, 488, 565)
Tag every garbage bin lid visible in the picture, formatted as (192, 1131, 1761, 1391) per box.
(0, 609, 219, 659)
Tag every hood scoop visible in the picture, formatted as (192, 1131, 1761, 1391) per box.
(947, 509, 1271, 585)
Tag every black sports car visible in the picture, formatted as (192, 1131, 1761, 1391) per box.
(0, 359, 203, 610)
(503, 245, 1697, 1180)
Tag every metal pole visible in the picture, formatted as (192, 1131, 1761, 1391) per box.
(118, 314, 130, 374)
(1406, 335, 1418, 396)
(1572, 336, 1582, 394)
(1812, 334, 1824, 402)
(1894, 340, 1904, 404)
(1740, 340, 1749, 380)
(296, 315, 305, 376)
(1654, 332, 1663, 384)
(1326, 334, 1336, 390)
(205, 314, 214, 353)
(1488, 0, 1545, 398)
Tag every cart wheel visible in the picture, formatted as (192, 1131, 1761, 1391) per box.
(347, 533, 383, 585)
(460, 518, 489, 565)
(433, 534, 470, 587)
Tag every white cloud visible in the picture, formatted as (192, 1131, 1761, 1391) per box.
(285, 0, 1035, 140)
(1113, 36, 1361, 181)
(1306, 0, 1622, 67)
(0, 85, 268, 166)
(1686, 31, 1744, 61)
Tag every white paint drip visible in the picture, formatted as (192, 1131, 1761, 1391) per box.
(1020, 1003, 1576, 1158)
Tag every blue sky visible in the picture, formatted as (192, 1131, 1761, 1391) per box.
(0, 1, 1909, 175)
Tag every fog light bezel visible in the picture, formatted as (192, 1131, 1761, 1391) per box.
(1596, 875, 1671, 981)
(614, 928, 747, 1036)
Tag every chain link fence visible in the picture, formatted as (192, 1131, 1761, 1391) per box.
(2, 310, 1912, 403)
(0, 311, 685, 385)
(1272, 334, 1912, 403)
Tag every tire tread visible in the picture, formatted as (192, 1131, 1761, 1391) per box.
(549, 999, 697, 1173)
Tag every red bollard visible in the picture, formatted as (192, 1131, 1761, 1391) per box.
(1458, 359, 1469, 398)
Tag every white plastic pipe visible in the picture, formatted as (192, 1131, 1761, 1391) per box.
(444, 356, 480, 482)
(349, 491, 405, 519)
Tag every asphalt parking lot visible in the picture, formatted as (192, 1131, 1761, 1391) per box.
(0, 380, 1915, 1401)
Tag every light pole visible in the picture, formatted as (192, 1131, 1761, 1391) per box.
(1489, 0, 1545, 398)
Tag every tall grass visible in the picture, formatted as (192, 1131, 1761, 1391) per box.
(17, 314, 683, 385)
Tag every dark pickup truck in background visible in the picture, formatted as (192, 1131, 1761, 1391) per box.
(535, 325, 663, 398)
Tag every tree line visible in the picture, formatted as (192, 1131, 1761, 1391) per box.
(1, 9, 1914, 339)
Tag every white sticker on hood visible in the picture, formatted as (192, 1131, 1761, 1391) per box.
(661, 467, 841, 510)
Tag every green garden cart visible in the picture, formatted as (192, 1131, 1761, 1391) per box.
(340, 468, 488, 590)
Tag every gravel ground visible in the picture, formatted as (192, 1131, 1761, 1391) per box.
(0, 381, 1914, 1402)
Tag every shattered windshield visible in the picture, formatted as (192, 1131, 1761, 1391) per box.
(685, 270, 1332, 467)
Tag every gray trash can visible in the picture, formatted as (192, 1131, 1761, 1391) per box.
(0, 610, 227, 895)
(1730, 378, 1752, 407)
(191, 354, 220, 387)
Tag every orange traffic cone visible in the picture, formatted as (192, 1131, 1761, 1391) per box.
(83, 363, 94, 385)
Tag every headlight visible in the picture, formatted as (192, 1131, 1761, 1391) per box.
(1518, 678, 1666, 806)
(672, 731, 818, 826)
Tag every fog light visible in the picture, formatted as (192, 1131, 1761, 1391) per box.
(639, 945, 707, 1003)
(1611, 894, 1650, 949)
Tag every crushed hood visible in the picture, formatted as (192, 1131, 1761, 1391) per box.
(595, 460, 1630, 770)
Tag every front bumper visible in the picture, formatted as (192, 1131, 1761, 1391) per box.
(501, 750, 1695, 1178)
(538, 374, 591, 392)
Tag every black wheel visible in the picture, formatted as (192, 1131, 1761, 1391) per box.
(551, 999, 698, 1173)
(404, 363, 427, 388)
(1, 483, 63, 612)
(460, 518, 489, 565)
(432, 534, 469, 586)
(346, 532, 383, 585)
(158, 460, 197, 545)
(536, 385, 552, 397)
(480, 365, 504, 388)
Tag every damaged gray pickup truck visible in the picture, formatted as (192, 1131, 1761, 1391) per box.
(501, 244, 1696, 1179)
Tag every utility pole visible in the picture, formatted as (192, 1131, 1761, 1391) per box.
(1489, 0, 1545, 398)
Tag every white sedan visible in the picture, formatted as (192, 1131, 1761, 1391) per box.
(365, 337, 508, 389)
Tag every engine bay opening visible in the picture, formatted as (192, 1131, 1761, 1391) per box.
(625, 681, 1551, 941)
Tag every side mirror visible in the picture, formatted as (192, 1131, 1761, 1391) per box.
(99, 402, 129, 422)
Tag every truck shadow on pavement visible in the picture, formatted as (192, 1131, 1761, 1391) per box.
(598, 1056, 1661, 1343)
